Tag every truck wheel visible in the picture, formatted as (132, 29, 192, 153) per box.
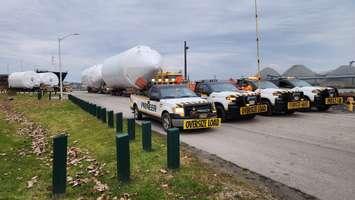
(161, 112, 172, 131)
(261, 100, 273, 116)
(216, 104, 227, 122)
(133, 105, 142, 120)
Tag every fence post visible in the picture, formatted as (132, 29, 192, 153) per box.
(127, 118, 135, 140)
(107, 110, 114, 128)
(116, 134, 130, 182)
(52, 134, 68, 197)
(37, 91, 42, 100)
(49, 92, 52, 100)
(115, 113, 123, 133)
(142, 121, 152, 151)
(167, 128, 180, 169)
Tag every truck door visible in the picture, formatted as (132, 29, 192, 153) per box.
(141, 86, 161, 117)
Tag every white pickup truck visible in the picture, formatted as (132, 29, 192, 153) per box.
(269, 77, 343, 111)
(129, 84, 221, 131)
(194, 80, 267, 121)
(236, 79, 310, 115)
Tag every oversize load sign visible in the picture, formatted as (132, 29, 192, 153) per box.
(325, 97, 343, 105)
(183, 118, 221, 130)
(240, 104, 268, 115)
(288, 101, 310, 110)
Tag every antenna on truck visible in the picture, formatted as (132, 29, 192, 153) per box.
(254, 0, 262, 88)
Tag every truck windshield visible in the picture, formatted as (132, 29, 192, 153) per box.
(288, 79, 312, 87)
(209, 83, 237, 92)
(160, 86, 197, 99)
(253, 80, 279, 89)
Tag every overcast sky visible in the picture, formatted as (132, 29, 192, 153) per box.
(0, 0, 354, 81)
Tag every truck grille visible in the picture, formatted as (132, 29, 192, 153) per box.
(184, 103, 212, 118)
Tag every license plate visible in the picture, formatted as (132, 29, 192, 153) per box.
(325, 97, 343, 105)
(287, 101, 310, 110)
(240, 104, 268, 115)
(183, 118, 221, 130)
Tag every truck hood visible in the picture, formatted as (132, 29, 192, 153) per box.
(291, 86, 332, 92)
(256, 88, 298, 94)
(160, 97, 209, 107)
(210, 91, 257, 98)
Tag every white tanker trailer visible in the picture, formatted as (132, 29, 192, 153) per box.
(101, 45, 162, 95)
(38, 72, 59, 87)
(81, 64, 104, 93)
(8, 71, 41, 89)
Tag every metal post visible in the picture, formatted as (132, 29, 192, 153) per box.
(58, 38, 63, 100)
(184, 41, 189, 80)
(52, 134, 68, 196)
(142, 121, 152, 151)
(167, 128, 180, 169)
(254, 0, 262, 88)
(115, 113, 123, 133)
(127, 118, 135, 140)
(107, 110, 114, 128)
(116, 134, 130, 182)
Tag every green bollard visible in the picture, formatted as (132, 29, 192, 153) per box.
(167, 128, 180, 169)
(101, 108, 107, 123)
(107, 110, 114, 128)
(116, 134, 130, 182)
(115, 113, 123, 133)
(127, 118, 135, 140)
(52, 134, 68, 196)
(37, 91, 42, 100)
(142, 121, 152, 151)
(96, 106, 101, 119)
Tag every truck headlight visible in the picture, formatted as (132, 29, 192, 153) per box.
(173, 107, 184, 117)
(226, 95, 237, 103)
(272, 91, 282, 96)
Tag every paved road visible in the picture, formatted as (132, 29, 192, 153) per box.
(72, 91, 355, 200)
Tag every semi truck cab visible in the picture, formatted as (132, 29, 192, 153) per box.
(194, 80, 267, 121)
(130, 84, 220, 131)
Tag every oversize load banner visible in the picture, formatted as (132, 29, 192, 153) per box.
(183, 118, 221, 130)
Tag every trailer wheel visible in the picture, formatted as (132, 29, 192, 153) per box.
(133, 105, 142, 120)
(161, 112, 172, 131)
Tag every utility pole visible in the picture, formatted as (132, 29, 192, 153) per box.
(58, 33, 80, 100)
(254, 0, 262, 89)
(184, 41, 189, 80)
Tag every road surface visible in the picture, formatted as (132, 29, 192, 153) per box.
(72, 91, 355, 200)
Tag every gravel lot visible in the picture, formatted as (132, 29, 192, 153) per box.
(72, 91, 355, 200)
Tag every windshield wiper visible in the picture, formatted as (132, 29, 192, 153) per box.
(180, 95, 194, 98)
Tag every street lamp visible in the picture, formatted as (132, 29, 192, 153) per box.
(58, 33, 79, 100)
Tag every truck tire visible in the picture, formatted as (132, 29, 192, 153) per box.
(133, 104, 143, 120)
(161, 112, 172, 131)
(261, 99, 273, 116)
(216, 104, 227, 122)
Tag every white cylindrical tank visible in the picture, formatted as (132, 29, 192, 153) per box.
(81, 64, 104, 90)
(102, 45, 162, 89)
(8, 71, 41, 89)
(39, 72, 59, 87)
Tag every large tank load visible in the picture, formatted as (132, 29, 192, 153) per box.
(38, 72, 59, 87)
(8, 71, 41, 89)
(81, 64, 104, 92)
(101, 45, 162, 90)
